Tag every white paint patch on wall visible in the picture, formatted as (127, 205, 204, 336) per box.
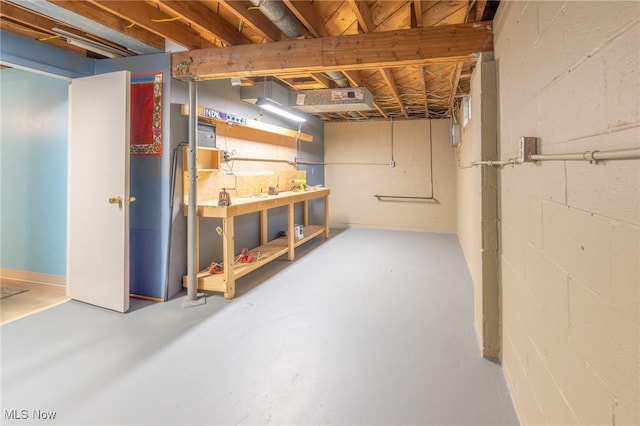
(324, 119, 456, 233)
(494, 1, 640, 424)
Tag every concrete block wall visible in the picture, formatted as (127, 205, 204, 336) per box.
(325, 119, 457, 232)
(494, 1, 640, 424)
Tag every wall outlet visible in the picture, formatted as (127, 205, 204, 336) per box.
(389, 160, 396, 168)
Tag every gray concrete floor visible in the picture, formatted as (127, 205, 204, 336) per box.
(0, 228, 517, 426)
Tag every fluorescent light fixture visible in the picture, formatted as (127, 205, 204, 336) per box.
(52, 27, 128, 58)
(67, 39, 120, 58)
(256, 97, 306, 123)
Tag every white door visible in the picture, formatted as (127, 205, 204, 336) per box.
(67, 71, 131, 312)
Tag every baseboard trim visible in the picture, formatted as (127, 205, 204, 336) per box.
(130, 293, 164, 303)
(0, 269, 65, 287)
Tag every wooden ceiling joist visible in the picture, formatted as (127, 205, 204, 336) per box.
(172, 21, 493, 80)
(45, 0, 165, 50)
(347, 0, 374, 33)
(379, 68, 409, 118)
(155, 0, 250, 46)
(448, 62, 463, 115)
(217, 0, 283, 42)
(282, 0, 325, 38)
(418, 66, 429, 117)
(412, 0, 423, 28)
(79, 0, 210, 50)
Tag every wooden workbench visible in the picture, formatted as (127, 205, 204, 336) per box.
(183, 188, 330, 299)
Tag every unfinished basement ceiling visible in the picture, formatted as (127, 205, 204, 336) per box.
(0, 0, 500, 121)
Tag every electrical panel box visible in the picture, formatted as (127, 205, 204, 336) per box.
(451, 124, 461, 147)
(517, 136, 538, 163)
(197, 122, 216, 147)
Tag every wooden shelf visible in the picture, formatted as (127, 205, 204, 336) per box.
(182, 146, 221, 170)
(181, 104, 313, 144)
(183, 225, 324, 292)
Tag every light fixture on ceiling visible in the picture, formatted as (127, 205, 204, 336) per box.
(256, 97, 306, 123)
(52, 27, 129, 58)
(67, 39, 120, 58)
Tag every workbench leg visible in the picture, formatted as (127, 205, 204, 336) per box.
(223, 217, 236, 299)
(303, 200, 309, 226)
(260, 209, 268, 246)
(324, 195, 330, 239)
(288, 203, 295, 261)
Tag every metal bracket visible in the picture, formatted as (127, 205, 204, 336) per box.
(517, 137, 538, 163)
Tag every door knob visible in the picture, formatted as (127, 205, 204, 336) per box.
(129, 196, 136, 203)
(108, 196, 123, 207)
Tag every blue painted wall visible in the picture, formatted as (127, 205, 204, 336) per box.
(0, 69, 69, 276)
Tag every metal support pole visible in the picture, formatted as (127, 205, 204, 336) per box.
(183, 79, 205, 308)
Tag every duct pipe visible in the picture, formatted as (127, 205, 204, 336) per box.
(183, 80, 205, 308)
(529, 148, 640, 162)
(248, 0, 304, 38)
(326, 71, 349, 88)
(248, 2, 352, 95)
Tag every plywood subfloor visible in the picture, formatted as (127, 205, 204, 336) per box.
(0, 279, 69, 325)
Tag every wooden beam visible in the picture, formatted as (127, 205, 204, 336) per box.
(217, 0, 283, 42)
(156, 0, 250, 46)
(448, 62, 463, 115)
(418, 66, 429, 117)
(379, 68, 409, 118)
(412, 0, 423, 28)
(45, 0, 165, 50)
(172, 21, 493, 80)
(282, 0, 325, 38)
(81, 0, 211, 50)
(347, 0, 374, 33)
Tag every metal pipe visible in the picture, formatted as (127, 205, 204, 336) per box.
(326, 71, 349, 88)
(530, 148, 640, 162)
(186, 80, 199, 304)
(374, 194, 438, 203)
(295, 159, 325, 166)
(233, 156, 293, 164)
(472, 159, 516, 167)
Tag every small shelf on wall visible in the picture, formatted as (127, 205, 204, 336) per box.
(181, 104, 313, 145)
(182, 146, 221, 171)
